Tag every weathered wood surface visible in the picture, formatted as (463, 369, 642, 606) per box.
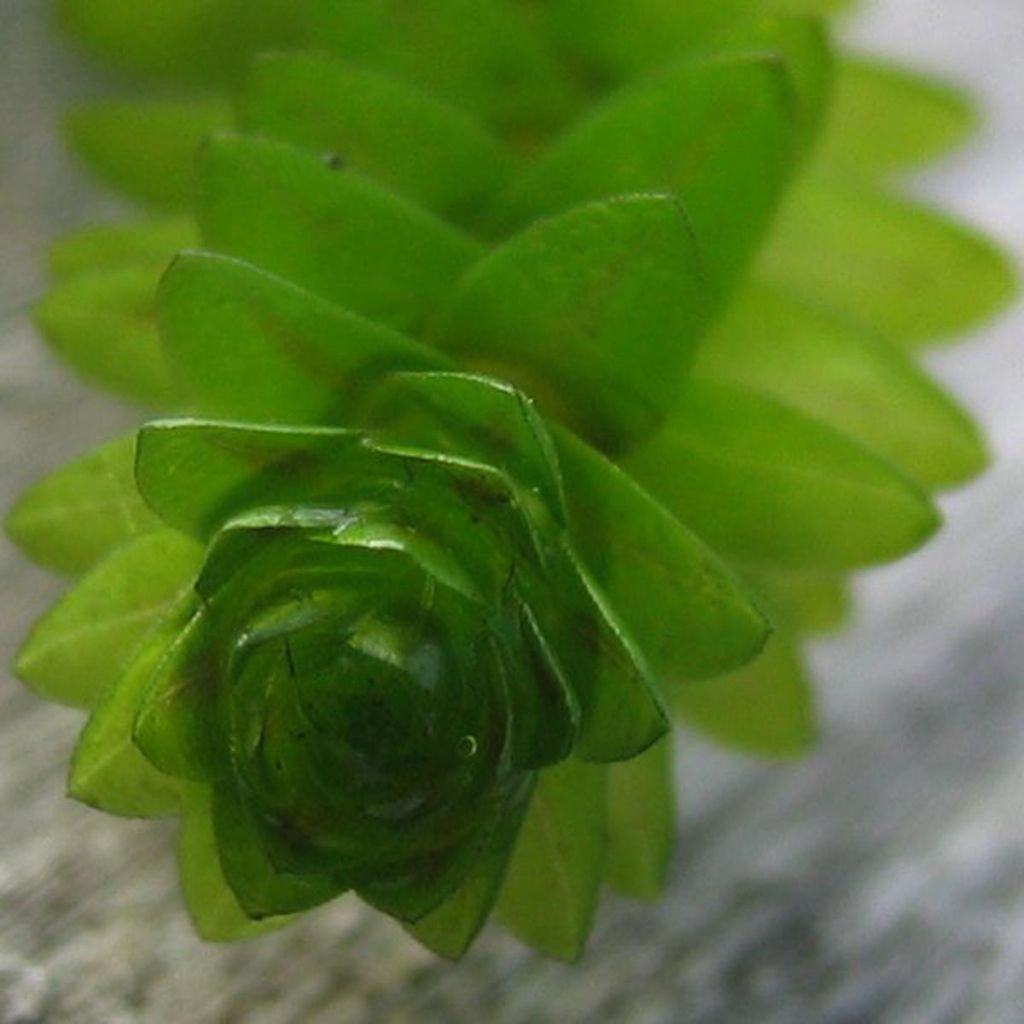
(1, 2, 1022, 1021)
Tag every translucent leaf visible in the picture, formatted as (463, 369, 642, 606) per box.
(34, 265, 181, 407)
(49, 218, 196, 280)
(696, 282, 988, 488)
(307, 0, 581, 136)
(158, 253, 447, 423)
(435, 195, 709, 452)
(56, 0, 304, 86)
(554, 429, 770, 682)
(5, 434, 159, 576)
(816, 57, 977, 174)
(494, 52, 798, 304)
(622, 380, 940, 570)
(178, 784, 299, 941)
(67, 597, 198, 817)
(674, 633, 818, 756)
(197, 135, 482, 332)
(239, 53, 513, 226)
(16, 531, 202, 710)
(748, 569, 851, 636)
(758, 173, 1017, 347)
(498, 759, 607, 960)
(66, 98, 231, 209)
(605, 736, 675, 900)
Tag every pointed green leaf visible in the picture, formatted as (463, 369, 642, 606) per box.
(696, 282, 989, 488)
(211, 783, 347, 918)
(34, 265, 181, 407)
(435, 195, 708, 452)
(494, 52, 798, 303)
(66, 98, 231, 209)
(49, 218, 196, 280)
(67, 596, 198, 817)
(674, 633, 817, 756)
(5, 434, 159, 575)
(56, 0, 304, 86)
(759, 173, 1017, 346)
(197, 135, 481, 332)
(498, 759, 607, 961)
(178, 784, 299, 941)
(157, 252, 447, 423)
(308, 0, 580, 135)
(605, 736, 676, 900)
(16, 530, 203, 709)
(240, 53, 513, 225)
(817, 57, 977, 174)
(554, 429, 770, 682)
(623, 380, 940, 569)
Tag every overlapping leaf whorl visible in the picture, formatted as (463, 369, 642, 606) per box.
(7, 0, 1014, 958)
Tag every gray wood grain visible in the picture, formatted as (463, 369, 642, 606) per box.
(1, 2, 1022, 1021)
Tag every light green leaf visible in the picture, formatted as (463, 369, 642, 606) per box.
(674, 633, 818, 756)
(197, 135, 482, 332)
(435, 195, 708, 452)
(158, 252, 447, 424)
(605, 736, 675, 900)
(33, 264, 181, 407)
(494, 52, 798, 303)
(56, 0, 304, 86)
(307, 0, 581, 136)
(498, 759, 607, 960)
(554, 428, 770, 682)
(622, 380, 940, 569)
(239, 53, 513, 226)
(178, 784, 299, 941)
(67, 595, 198, 817)
(758, 173, 1017, 346)
(5, 434, 159, 576)
(696, 282, 989, 488)
(16, 531, 203, 709)
(816, 56, 977, 174)
(747, 569, 851, 636)
(66, 98, 231, 209)
(49, 218, 196, 280)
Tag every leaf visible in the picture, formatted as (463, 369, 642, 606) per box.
(554, 428, 770, 682)
(307, 0, 581, 135)
(747, 569, 851, 636)
(539, 0, 755, 82)
(404, 785, 533, 959)
(157, 252, 448, 424)
(66, 98, 231, 209)
(493, 51, 799, 304)
(67, 597, 198, 817)
(16, 531, 203, 710)
(33, 264, 181, 407)
(622, 379, 940, 570)
(5, 434, 159, 576)
(49, 218, 196, 279)
(56, 0, 304, 86)
(498, 759, 607, 960)
(197, 135, 482, 333)
(696, 282, 989, 489)
(178, 784, 299, 941)
(239, 53, 513, 226)
(816, 56, 977, 174)
(434, 195, 709, 452)
(758, 173, 1017, 347)
(674, 633, 818, 756)
(605, 736, 675, 900)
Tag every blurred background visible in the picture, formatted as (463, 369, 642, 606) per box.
(1, 2, 1022, 1021)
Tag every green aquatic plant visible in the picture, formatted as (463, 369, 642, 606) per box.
(7, 0, 1014, 958)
